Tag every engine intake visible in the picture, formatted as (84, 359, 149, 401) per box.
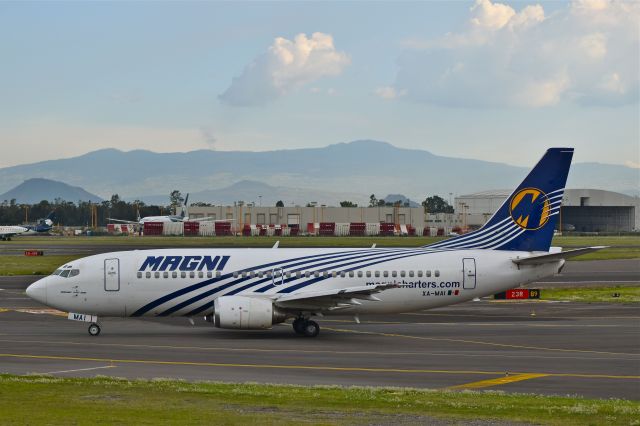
(213, 296, 286, 330)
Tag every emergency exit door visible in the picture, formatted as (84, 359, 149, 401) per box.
(462, 258, 476, 289)
(104, 258, 120, 291)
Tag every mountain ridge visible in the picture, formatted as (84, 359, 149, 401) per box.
(0, 140, 636, 200)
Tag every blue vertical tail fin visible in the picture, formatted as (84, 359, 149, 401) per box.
(424, 148, 574, 252)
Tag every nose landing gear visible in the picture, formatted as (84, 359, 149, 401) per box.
(292, 318, 320, 337)
(88, 323, 101, 336)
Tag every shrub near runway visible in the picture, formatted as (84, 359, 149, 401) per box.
(0, 375, 638, 425)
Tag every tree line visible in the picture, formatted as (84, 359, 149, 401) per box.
(0, 196, 165, 226)
(0, 191, 455, 226)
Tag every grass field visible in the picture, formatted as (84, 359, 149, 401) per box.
(1, 375, 638, 425)
(541, 286, 640, 303)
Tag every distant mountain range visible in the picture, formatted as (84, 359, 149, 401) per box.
(0, 141, 637, 205)
(0, 178, 103, 204)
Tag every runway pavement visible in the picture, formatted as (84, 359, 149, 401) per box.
(0, 274, 638, 399)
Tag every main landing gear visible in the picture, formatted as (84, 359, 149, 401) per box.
(88, 323, 101, 336)
(292, 318, 320, 337)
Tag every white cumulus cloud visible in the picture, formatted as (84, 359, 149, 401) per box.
(219, 32, 350, 107)
(392, 0, 639, 108)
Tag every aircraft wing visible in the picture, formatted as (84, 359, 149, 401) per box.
(106, 218, 140, 225)
(273, 283, 398, 311)
(183, 217, 236, 222)
(512, 246, 607, 265)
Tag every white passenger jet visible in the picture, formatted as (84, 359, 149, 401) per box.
(27, 148, 603, 337)
(108, 194, 214, 225)
(0, 225, 28, 241)
(0, 212, 56, 240)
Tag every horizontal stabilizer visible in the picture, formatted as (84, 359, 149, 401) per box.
(512, 246, 607, 265)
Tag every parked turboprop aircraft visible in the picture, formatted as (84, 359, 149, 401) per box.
(27, 148, 603, 337)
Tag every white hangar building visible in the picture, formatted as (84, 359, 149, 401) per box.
(454, 189, 639, 233)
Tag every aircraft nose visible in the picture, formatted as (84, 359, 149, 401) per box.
(26, 278, 47, 304)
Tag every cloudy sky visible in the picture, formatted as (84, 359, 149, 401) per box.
(0, 0, 638, 168)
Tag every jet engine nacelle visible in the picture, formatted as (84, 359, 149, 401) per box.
(213, 296, 286, 330)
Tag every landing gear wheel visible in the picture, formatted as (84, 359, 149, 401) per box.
(292, 318, 305, 335)
(88, 323, 101, 336)
(302, 320, 320, 337)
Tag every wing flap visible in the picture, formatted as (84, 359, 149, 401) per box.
(512, 246, 607, 265)
(274, 284, 397, 310)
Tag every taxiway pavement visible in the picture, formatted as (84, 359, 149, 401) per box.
(0, 274, 638, 400)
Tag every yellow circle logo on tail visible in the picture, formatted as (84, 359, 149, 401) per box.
(509, 188, 551, 230)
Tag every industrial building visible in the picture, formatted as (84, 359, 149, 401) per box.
(110, 188, 637, 237)
(187, 205, 427, 235)
(454, 189, 639, 232)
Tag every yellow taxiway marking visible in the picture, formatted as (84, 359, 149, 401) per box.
(0, 338, 637, 363)
(44, 365, 117, 374)
(0, 353, 504, 375)
(0, 353, 638, 380)
(448, 373, 550, 390)
(0, 309, 9, 313)
(324, 327, 638, 356)
(400, 312, 640, 320)
(14, 309, 67, 317)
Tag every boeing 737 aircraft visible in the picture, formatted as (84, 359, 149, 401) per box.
(27, 148, 603, 337)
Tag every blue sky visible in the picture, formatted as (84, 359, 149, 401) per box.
(0, 0, 638, 168)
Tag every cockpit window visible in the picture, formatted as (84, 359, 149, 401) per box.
(60, 270, 71, 278)
(69, 269, 80, 277)
(52, 269, 63, 276)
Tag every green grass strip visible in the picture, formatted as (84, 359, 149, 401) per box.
(541, 286, 640, 303)
(0, 374, 638, 425)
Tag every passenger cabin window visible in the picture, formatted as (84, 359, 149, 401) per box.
(233, 272, 239, 278)
(190, 271, 195, 278)
(216, 271, 221, 278)
(137, 272, 142, 279)
(207, 272, 212, 278)
(426, 270, 431, 277)
(391, 271, 397, 278)
(198, 271, 203, 278)
(408, 271, 414, 278)
(435, 270, 440, 277)
(340, 272, 346, 278)
(417, 271, 423, 277)
(146, 272, 151, 278)
(375, 271, 380, 277)
(357, 271, 362, 278)
(366, 271, 371, 278)
(383, 271, 389, 277)
(181, 272, 186, 278)
(332, 271, 337, 278)
(163, 272, 169, 278)
(154, 272, 160, 278)
(400, 271, 406, 278)
(314, 271, 320, 278)
(173, 272, 178, 278)
(349, 271, 354, 278)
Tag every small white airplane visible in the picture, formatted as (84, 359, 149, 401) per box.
(0, 212, 56, 240)
(27, 148, 604, 337)
(0, 225, 28, 241)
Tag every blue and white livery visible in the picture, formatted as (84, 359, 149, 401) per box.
(27, 148, 603, 337)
